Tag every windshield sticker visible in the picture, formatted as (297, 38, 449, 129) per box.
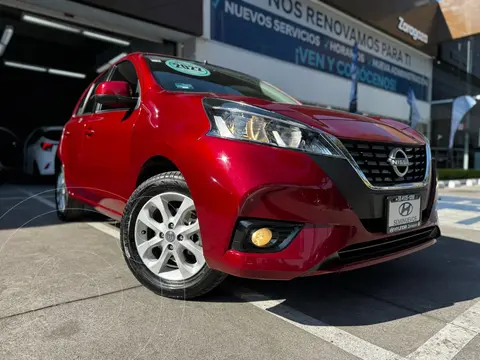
(165, 59, 211, 77)
(175, 83, 194, 90)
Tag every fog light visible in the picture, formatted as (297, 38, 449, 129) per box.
(230, 219, 302, 253)
(251, 228, 273, 247)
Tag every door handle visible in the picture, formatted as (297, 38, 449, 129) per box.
(85, 128, 95, 136)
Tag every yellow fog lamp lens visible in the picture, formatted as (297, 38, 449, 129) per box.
(251, 228, 274, 247)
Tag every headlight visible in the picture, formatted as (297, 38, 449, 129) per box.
(202, 98, 345, 158)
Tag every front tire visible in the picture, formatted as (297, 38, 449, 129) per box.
(121, 171, 226, 299)
(55, 165, 85, 221)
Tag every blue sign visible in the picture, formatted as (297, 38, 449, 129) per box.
(211, 0, 429, 101)
(349, 42, 358, 113)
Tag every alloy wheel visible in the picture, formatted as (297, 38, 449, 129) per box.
(134, 192, 205, 281)
(56, 168, 67, 213)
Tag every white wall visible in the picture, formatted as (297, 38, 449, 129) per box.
(193, 39, 431, 121)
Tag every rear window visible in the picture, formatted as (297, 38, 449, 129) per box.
(43, 130, 62, 141)
(144, 55, 299, 104)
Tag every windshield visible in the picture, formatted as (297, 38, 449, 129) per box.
(144, 55, 300, 104)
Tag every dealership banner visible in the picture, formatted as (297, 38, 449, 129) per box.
(210, 0, 430, 101)
(449, 96, 477, 149)
(407, 87, 422, 130)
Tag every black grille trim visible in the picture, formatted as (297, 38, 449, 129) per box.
(315, 226, 440, 270)
(341, 140, 427, 187)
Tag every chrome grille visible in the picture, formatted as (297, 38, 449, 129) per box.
(341, 140, 427, 186)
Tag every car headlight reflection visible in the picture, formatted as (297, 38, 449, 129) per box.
(203, 98, 345, 158)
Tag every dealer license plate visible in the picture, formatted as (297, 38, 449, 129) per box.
(386, 194, 421, 234)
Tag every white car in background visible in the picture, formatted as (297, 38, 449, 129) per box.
(24, 126, 63, 176)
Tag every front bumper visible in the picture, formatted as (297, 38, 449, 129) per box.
(181, 137, 440, 280)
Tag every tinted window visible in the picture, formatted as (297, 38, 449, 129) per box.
(145, 55, 299, 104)
(110, 61, 139, 94)
(27, 129, 43, 144)
(81, 85, 97, 115)
(76, 86, 92, 116)
(100, 61, 140, 111)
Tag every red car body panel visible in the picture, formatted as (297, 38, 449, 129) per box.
(95, 81, 133, 98)
(59, 53, 439, 280)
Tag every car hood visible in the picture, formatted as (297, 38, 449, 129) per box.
(204, 95, 425, 145)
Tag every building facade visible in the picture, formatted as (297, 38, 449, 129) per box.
(187, 0, 433, 135)
(4, 0, 480, 168)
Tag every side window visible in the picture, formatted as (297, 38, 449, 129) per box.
(99, 61, 139, 112)
(27, 129, 42, 145)
(83, 71, 110, 115)
(111, 61, 139, 96)
(75, 86, 93, 116)
(82, 86, 98, 115)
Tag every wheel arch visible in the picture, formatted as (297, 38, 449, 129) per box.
(136, 155, 180, 187)
(55, 150, 62, 175)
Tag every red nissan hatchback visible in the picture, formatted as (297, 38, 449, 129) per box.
(56, 53, 440, 299)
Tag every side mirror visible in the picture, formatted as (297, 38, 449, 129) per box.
(94, 81, 138, 108)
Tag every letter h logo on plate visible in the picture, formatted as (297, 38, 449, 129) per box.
(399, 202, 413, 216)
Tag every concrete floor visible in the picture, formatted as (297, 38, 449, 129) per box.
(0, 183, 479, 360)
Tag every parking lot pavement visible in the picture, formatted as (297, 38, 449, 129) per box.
(1, 184, 480, 360)
(438, 186, 480, 230)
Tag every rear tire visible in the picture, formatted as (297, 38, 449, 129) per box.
(55, 165, 85, 221)
(121, 171, 227, 299)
